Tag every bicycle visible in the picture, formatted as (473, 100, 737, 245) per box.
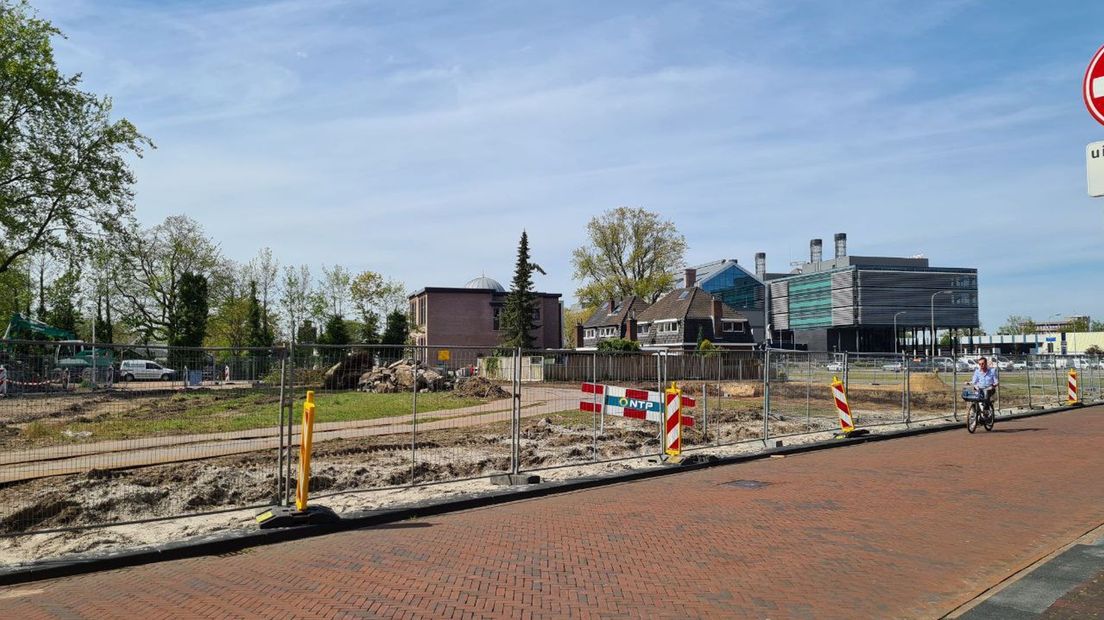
(962, 387, 995, 433)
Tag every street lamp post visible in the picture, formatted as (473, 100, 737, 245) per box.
(893, 311, 906, 355)
(930, 290, 952, 358)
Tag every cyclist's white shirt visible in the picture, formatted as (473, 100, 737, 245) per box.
(971, 367, 998, 388)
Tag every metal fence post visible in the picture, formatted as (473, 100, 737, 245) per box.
(411, 346, 418, 486)
(284, 345, 296, 505)
(762, 349, 771, 442)
(512, 347, 521, 475)
(903, 355, 910, 424)
(276, 350, 287, 504)
(952, 357, 958, 421)
(1026, 355, 1033, 409)
(806, 352, 812, 427)
(1054, 361, 1061, 405)
(592, 352, 599, 462)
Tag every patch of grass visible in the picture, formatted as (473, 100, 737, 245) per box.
(35, 390, 488, 443)
(22, 421, 64, 441)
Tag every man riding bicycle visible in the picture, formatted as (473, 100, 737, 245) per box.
(966, 356, 999, 406)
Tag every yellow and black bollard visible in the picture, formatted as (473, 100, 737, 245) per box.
(256, 391, 339, 528)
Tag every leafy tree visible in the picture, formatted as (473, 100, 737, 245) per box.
(279, 264, 311, 345)
(1084, 344, 1102, 355)
(0, 1, 150, 276)
(320, 313, 350, 346)
(998, 315, 1036, 335)
(562, 306, 592, 348)
(571, 207, 687, 306)
(1091, 320, 1104, 332)
(45, 265, 81, 334)
(171, 272, 208, 347)
(319, 264, 352, 317)
(596, 338, 640, 352)
(116, 215, 222, 343)
(0, 253, 32, 322)
(168, 271, 208, 369)
(350, 270, 405, 344)
(1065, 317, 1089, 332)
(381, 310, 409, 346)
(246, 281, 270, 348)
(501, 231, 537, 350)
(296, 319, 318, 344)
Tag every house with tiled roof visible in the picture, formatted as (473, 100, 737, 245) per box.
(635, 270, 755, 351)
(575, 296, 651, 349)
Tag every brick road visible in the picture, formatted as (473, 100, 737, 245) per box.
(4, 406, 1103, 619)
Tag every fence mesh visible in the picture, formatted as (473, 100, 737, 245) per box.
(1, 341, 1099, 541)
(0, 340, 283, 536)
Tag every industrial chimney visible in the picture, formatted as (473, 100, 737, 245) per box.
(834, 233, 847, 259)
(755, 252, 766, 280)
(810, 238, 823, 264)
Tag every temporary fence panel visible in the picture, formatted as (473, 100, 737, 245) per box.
(0, 340, 283, 536)
(843, 353, 908, 428)
(765, 351, 838, 437)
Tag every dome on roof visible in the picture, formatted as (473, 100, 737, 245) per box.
(464, 276, 505, 292)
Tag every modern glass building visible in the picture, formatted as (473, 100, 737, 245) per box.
(768, 235, 979, 352)
(687, 259, 768, 342)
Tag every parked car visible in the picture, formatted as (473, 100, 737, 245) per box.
(989, 356, 1013, 371)
(1011, 359, 1028, 370)
(826, 361, 844, 372)
(119, 359, 176, 381)
(881, 361, 903, 372)
(932, 357, 956, 372)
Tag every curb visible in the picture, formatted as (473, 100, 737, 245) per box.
(0, 403, 1087, 586)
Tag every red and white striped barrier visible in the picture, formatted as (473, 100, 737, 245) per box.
(579, 382, 695, 427)
(665, 385, 682, 456)
(831, 376, 855, 433)
(1068, 369, 1080, 405)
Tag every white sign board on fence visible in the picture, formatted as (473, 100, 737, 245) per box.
(1089, 140, 1104, 197)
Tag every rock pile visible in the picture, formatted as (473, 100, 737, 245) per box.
(357, 359, 447, 393)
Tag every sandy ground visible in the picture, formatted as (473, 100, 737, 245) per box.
(0, 405, 966, 568)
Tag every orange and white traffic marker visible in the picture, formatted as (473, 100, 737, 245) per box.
(831, 376, 855, 434)
(1068, 369, 1081, 406)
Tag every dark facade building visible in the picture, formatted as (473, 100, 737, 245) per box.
(408, 276, 563, 353)
(577, 296, 651, 349)
(635, 271, 755, 351)
(768, 234, 980, 352)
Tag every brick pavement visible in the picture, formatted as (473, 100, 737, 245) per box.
(3, 406, 1103, 619)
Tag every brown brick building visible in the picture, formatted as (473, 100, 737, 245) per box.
(408, 277, 563, 353)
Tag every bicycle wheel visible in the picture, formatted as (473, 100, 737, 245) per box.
(967, 403, 978, 433)
(983, 404, 995, 431)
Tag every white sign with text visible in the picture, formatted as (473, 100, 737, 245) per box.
(1089, 141, 1104, 197)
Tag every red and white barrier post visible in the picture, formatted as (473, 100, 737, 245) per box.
(831, 376, 855, 435)
(0, 365, 7, 397)
(1068, 369, 1081, 406)
(665, 383, 682, 458)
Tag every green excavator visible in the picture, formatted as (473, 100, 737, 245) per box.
(2, 313, 114, 382)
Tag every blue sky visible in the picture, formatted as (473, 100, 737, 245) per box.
(38, 0, 1104, 330)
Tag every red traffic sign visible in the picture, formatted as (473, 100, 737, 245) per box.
(1084, 43, 1104, 126)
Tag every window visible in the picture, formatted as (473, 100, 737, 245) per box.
(418, 297, 427, 326)
(677, 291, 690, 300)
(639, 324, 650, 335)
(146, 363, 160, 370)
(655, 321, 679, 334)
(601, 327, 618, 337)
(493, 307, 502, 331)
(531, 307, 541, 323)
(722, 321, 745, 333)
(585, 329, 596, 339)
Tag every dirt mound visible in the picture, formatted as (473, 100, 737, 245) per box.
(909, 372, 947, 393)
(454, 377, 510, 399)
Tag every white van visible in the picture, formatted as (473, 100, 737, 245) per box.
(119, 359, 176, 381)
